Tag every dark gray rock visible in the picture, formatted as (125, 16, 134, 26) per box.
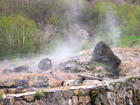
(2, 69, 12, 74)
(13, 65, 29, 73)
(92, 41, 121, 75)
(16, 80, 29, 88)
(38, 58, 52, 70)
(2, 98, 11, 105)
(33, 82, 49, 88)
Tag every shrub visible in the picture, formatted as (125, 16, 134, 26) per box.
(34, 91, 41, 100)
(0, 14, 42, 57)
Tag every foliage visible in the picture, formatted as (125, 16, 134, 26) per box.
(118, 35, 140, 47)
(0, 93, 3, 101)
(34, 91, 42, 100)
(0, 15, 41, 57)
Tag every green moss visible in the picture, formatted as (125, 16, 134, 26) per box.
(0, 93, 3, 101)
(34, 91, 42, 100)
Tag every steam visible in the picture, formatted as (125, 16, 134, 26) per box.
(0, 0, 122, 73)
(49, 0, 88, 64)
(94, 4, 121, 47)
(105, 9, 121, 47)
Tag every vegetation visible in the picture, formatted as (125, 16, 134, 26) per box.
(0, 0, 140, 58)
(0, 93, 3, 101)
(0, 15, 42, 57)
(34, 91, 42, 100)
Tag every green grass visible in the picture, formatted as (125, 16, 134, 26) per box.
(118, 35, 140, 47)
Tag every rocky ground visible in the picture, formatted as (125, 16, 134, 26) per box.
(0, 46, 139, 96)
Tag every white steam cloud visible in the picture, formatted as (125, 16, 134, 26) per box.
(94, 4, 121, 47)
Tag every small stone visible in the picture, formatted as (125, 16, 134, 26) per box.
(106, 85, 114, 91)
(62, 90, 73, 99)
(13, 65, 29, 73)
(53, 91, 62, 101)
(73, 90, 79, 95)
(15, 87, 26, 94)
(7, 88, 16, 94)
(23, 95, 35, 102)
(79, 96, 85, 104)
(72, 96, 78, 105)
(83, 80, 102, 85)
(85, 96, 90, 104)
(16, 80, 29, 88)
(68, 99, 72, 105)
(2, 69, 12, 74)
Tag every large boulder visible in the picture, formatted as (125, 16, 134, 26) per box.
(92, 41, 121, 75)
(38, 58, 52, 70)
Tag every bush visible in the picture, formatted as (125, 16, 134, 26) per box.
(0, 15, 42, 57)
(34, 91, 41, 100)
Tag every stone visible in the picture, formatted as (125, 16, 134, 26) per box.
(14, 100, 27, 105)
(92, 41, 121, 75)
(53, 91, 62, 101)
(33, 82, 49, 88)
(62, 90, 73, 99)
(83, 80, 102, 85)
(65, 63, 77, 72)
(2, 97, 14, 105)
(38, 58, 52, 70)
(2, 69, 12, 74)
(16, 80, 29, 88)
(0, 80, 16, 88)
(13, 65, 29, 73)
(23, 95, 35, 102)
(85, 96, 90, 104)
(72, 96, 79, 105)
(64, 78, 83, 86)
(68, 99, 72, 105)
(15, 87, 26, 94)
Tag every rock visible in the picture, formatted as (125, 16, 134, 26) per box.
(65, 63, 77, 72)
(78, 74, 103, 81)
(72, 96, 79, 105)
(38, 58, 52, 70)
(23, 95, 35, 102)
(13, 65, 29, 73)
(33, 82, 49, 88)
(2, 97, 14, 105)
(15, 87, 26, 94)
(92, 41, 121, 75)
(0, 80, 17, 88)
(83, 80, 102, 85)
(53, 91, 62, 101)
(2, 69, 12, 74)
(16, 80, 29, 88)
(64, 78, 83, 86)
(62, 90, 73, 99)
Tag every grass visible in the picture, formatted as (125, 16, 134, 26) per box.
(118, 35, 140, 47)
